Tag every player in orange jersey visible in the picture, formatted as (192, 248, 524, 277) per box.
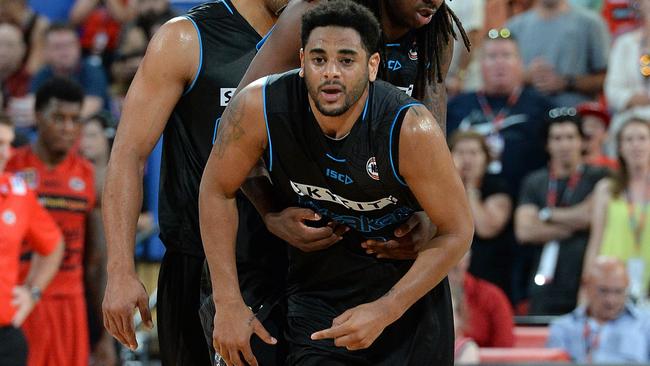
(0, 114, 64, 366)
(6, 77, 109, 366)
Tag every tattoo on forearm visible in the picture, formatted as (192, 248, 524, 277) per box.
(214, 93, 246, 158)
(247, 314, 256, 326)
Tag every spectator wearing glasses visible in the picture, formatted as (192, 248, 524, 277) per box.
(548, 256, 650, 363)
(605, 0, 650, 113)
(583, 115, 650, 300)
(515, 107, 608, 314)
(507, 0, 609, 107)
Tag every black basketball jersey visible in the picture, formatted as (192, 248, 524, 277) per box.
(159, 0, 261, 256)
(382, 31, 420, 97)
(263, 70, 423, 242)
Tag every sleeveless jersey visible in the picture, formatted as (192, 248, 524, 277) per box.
(263, 70, 422, 242)
(383, 31, 420, 97)
(159, 0, 261, 256)
(262, 70, 454, 366)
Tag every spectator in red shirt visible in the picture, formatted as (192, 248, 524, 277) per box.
(6, 77, 111, 366)
(0, 114, 64, 366)
(449, 251, 515, 347)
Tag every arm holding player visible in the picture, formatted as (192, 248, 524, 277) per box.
(102, 18, 198, 350)
(199, 81, 277, 366)
(311, 104, 473, 350)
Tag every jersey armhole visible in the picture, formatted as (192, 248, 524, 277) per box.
(263, 79, 273, 172)
(389, 102, 423, 186)
(182, 16, 203, 96)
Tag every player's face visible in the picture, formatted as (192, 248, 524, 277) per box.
(618, 120, 650, 169)
(300, 26, 379, 117)
(36, 98, 83, 156)
(383, 0, 443, 29)
(546, 122, 583, 167)
(0, 123, 14, 172)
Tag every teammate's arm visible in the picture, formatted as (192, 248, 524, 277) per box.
(102, 17, 198, 350)
(199, 81, 276, 366)
(421, 35, 453, 135)
(312, 105, 473, 350)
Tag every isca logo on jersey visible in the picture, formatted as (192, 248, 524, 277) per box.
(220, 88, 236, 106)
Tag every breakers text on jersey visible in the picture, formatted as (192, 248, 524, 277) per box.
(290, 180, 397, 211)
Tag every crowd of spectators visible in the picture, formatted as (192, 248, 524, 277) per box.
(0, 0, 649, 364)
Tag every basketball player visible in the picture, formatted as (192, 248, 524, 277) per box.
(199, 2, 473, 365)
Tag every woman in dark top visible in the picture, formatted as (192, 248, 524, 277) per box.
(451, 130, 515, 298)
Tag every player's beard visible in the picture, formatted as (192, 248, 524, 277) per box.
(308, 71, 369, 117)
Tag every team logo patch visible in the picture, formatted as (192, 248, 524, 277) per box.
(408, 47, 418, 61)
(2, 209, 16, 225)
(366, 157, 380, 181)
(17, 169, 38, 189)
(69, 177, 85, 191)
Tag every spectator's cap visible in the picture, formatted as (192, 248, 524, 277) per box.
(577, 102, 610, 128)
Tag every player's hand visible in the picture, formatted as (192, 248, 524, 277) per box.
(102, 271, 152, 351)
(311, 299, 399, 351)
(264, 207, 348, 252)
(213, 300, 277, 366)
(11, 285, 36, 327)
(361, 212, 436, 259)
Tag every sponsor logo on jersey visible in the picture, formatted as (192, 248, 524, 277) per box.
(9, 176, 26, 195)
(2, 209, 16, 225)
(220, 88, 236, 106)
(408, 47, 418, 61)
(69, 177, 86, 192)
(397, 85, 414, 96)
(387, 60, 402, 71)
(366, 157, 380, 180)
(289, 180, 397, 212)
(16, 169, 38, 189)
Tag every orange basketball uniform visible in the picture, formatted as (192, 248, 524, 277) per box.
(0, 172, 62, 327)
(7, 147, 96, 366)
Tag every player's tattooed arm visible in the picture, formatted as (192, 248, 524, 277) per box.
(214, 89, 247, 159)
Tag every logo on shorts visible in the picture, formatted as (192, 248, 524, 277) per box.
(366, 157, 379, 181)
(220, 88, 236, 106)
(69, 177, 85, 191)
(2, 209, 16, 225)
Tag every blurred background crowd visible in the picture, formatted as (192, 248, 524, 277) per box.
(0, 0, 649, 364)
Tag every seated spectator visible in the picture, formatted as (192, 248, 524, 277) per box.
(577, 102, 617, 170)
(605, 0, 650, 113)
(450, 130, 514, 297)
(80, 112, 113, 197)
(515, 108, 608, 315)
(109, 24, 146, 120)
(449, 252, 515, 348)
(584, 116, 650, 300)
(507, 0, 609, 107)
(451, 283, 480, 364)
(31, 23, 109, 119)
(548, 256, 650, 363)
(0, 0, 48, 74)
(0, 22, 32, 129)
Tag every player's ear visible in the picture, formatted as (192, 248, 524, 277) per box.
(368, 52, 380, 82)
(299, 48, 305, 77)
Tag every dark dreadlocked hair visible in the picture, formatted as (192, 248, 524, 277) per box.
(353, 0, 470, 100)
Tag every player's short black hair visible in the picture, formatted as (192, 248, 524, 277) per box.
(34, 77, 84, 112)
(301, 0, 381, 55)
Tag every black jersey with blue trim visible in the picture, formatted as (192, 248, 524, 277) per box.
(263, 69, 422, 243)
(159, 0, 261, 256)
(382, 31, 420, 97)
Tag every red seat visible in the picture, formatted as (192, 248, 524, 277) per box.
(513, 326, 550, 348)
(479, 348, 570, 363)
